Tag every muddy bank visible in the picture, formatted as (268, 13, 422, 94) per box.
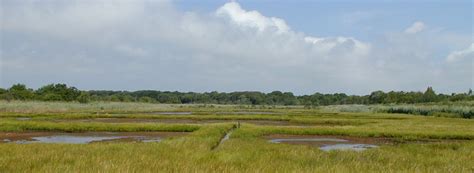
(215, 112, 282, 115)
(0, 131, 188, 144)
(212, 127, 236, 150)
(144, 112, 192, 115)
(52, 118, 307, 126)
(265, 134, 391, 144)
(15, 117, 32, 121)
(101, 112, 193, 116)
(264, 134, 470, 151)
(14, 117, 359, 127)
(264, 134, 391, 151)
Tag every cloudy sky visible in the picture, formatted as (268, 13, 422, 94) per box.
(1, 0, 472, 95)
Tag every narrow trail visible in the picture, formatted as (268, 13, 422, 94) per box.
(211, 125, 237, 150)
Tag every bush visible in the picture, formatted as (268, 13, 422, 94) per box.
(77, 92, 91, 103)
(42, 93, 63, 101)
(138, 96, 155, 103)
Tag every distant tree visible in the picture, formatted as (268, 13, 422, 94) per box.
(422, 87, 437, 102)
(282, 92, 298, 105)
(109, 94, 121, 102)
(383, 91, 397, 103)
(121, 94, 135, 102)
(309, 93, 323, 106)
(77, 92, 91, 103)
(8, 84, 34, 100)
(237, 95, 251, 104)
(0, 89, 13, 102)
(42, 93, 63, 101)
(268, 91, 284, 105)
(0, 88, 9, 101)
(449, 93, 467, 102)
(36, 83, 81, 101)
(180, 94, 194, 104)
(247, 92, 264, 105)
(3, 83, 474, 105)
(139, 96, 155, 103)
(157, 93, 180, 103)
(368, 91, 386, 104)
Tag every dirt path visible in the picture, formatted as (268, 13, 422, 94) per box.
(211, 126, 236, 150)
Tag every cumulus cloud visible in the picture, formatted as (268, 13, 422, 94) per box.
(446, 43, 474, 62)
(214, 1, 371, 63)
(304, 36, 371, 57)
(404, 21, 426, 34)
(0, 1, 472, 94)
(216, 2, 290, 34)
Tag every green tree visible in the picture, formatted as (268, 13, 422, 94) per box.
(42, 93, 63, 101)
(8, 84, 34, 100)
(422, 87, 437, 102)
(77, 92, 91, 103)
(0, 88, 13, 101)
(109, 94, 121, 102)
(36, 84, 81, 101)
(368, 91, 386, 104)
(139, 96, 155, 103)
(282, 92, 298, 105)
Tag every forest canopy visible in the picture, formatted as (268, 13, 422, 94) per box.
(0, 83, 472, 105)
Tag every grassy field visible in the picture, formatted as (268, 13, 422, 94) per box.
(319, 101, 474, 119)
(0, 101, 473, 172)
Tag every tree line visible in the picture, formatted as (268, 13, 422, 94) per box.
(0, 84, 472, 105)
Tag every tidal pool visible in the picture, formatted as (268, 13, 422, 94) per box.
(0, 132, 188, 144)
(149, 112, 192, 115)
(216, 112, 281, 115)
(15, 117, 31, 121)
(56, 118, 310, 126)
(266, 135, 386, 151)
(320, 144, 378, 151)
(269, 138, 348, 143)
(17, 136, 124, 144)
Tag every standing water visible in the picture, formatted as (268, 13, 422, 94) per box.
(267, 135, 381, 151)
(1, 132, 187, 144)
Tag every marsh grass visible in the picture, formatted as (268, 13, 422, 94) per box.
(0, 101, 177, 113)
(0, 101, 302, 114)
(0, 124, 235, 172)
(318, 102, 474, 119)
(0, 124, 472, 172)
(0, 120, 200, 132)
(379, 105, 474, 118)
(0, 102, 473, 172)
(210, 137, 474, 172)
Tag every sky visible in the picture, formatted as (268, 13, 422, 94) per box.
(0, 0, 473, 95)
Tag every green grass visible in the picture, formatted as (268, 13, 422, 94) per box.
(213, 137, 474, 172)
(0, 101, 473, 172)
(0, 124, 472, 172)
(0, 101, 301, 114)
(0, 101, 178, 113)
(319, 102, 474, 119)
(0, 120, 200, 132)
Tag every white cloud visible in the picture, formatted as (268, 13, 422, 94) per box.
(215, 2, 371, 61)
(304, 36, 371, 57)
(404, 21, 426, 34)
(216, 2, 290, 34)
(446, 43, 474, 62)
(0, 1, 471, 94)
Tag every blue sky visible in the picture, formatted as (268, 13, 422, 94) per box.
(1, 0, 473, 95)
(176, 0, 472, 39)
